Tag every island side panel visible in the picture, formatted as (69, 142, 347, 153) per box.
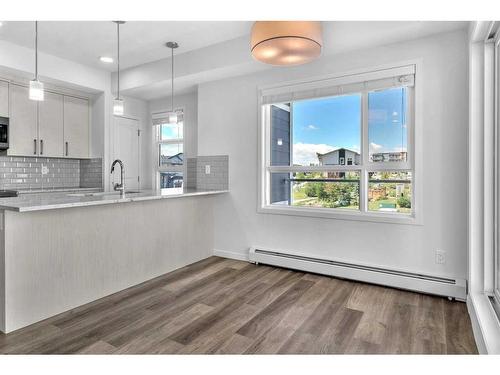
(2, 196, 214, 333)
(0, 211, 5, 333)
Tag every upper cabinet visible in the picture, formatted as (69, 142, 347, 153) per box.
(8, 84, 38, 156)
(0, 81, 8, 117)
(63, 96, 89, 159)
(6, 83, 90, 159)
(38, 92, 64, 157)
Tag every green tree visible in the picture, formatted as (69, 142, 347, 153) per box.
(397, 195, 411, 208)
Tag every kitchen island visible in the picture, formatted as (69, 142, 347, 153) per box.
(0, 188, 228, 333)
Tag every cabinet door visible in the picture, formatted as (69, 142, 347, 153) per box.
(8, 84, 38, 156)
(38, 92, 64, 157)
(0, 81, 8, 117)
(63, 96, 89, 158)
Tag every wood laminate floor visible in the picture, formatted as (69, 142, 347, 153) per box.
(0, 256, 478, 354)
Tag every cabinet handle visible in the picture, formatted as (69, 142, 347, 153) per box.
(40, 139, 43, 155)
(34, 139, 37, 155)
(65, 142, 68, 156)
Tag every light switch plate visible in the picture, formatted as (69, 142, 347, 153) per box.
(41, 165, 49, 175)
(205, 165, 211, 174)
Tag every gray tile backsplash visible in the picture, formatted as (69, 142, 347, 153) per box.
(186, 158, 197, 189)
(80, 158, 103, 189)
(0, 156, 102, 191)
(195, 155, 229, 191)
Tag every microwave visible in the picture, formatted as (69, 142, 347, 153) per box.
(0, 117, 8, 150)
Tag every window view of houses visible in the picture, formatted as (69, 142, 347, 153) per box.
(158, 121, 184, 189)
(269, 87, 411, 213)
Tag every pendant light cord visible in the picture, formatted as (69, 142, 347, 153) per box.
(117, 22, 120, 100)
(171, 46, 174, 112)
(34, 21, 38, 80)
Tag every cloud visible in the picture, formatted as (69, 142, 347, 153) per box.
(370, 142, 383, 152)
(305, 124, 319, 130)
(293, 143, 336, 166)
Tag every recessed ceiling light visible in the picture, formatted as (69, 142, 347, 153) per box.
(99, 56, 114, 63)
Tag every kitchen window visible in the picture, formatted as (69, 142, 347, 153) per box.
(259, 64, 418, 223)
(153, 110, 184, 191)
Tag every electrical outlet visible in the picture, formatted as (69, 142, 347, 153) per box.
(41, 165, 49, 175)
(205, 165, 211, 174)
(435, 250, 446, 264)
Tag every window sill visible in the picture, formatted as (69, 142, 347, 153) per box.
(258, 205, 422, 225)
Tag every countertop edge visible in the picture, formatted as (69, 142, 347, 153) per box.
(0, 190, 229, 213)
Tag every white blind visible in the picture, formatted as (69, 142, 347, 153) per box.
(260, 65, 415, 105)
(152, 110, 184, 126)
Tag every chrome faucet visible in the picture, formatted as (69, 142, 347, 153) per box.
(110, 159, 125, 197)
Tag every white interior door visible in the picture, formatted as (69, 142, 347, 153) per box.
(113, 117, 140, 190)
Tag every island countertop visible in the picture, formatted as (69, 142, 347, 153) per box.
(0, 188, 228, 212)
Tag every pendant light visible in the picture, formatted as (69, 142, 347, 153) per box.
(29, 21, 44, 101)
(113, 21, 125, 116)
(250, 21, 323, 66)
(165, 41, 179, 124)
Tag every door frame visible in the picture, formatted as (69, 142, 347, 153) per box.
(111, 115, 141, 190)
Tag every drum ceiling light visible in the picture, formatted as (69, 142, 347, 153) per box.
(250, 21, 323, 66)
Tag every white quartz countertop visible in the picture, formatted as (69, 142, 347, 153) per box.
(0, 188, 228, 212)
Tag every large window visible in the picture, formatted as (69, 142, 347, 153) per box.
(260, 66, 416, 222)
(153, 110, 184, 191)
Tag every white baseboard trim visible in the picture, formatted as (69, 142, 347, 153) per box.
(213, 249, 249, 262)
(467, 292, 500, 354)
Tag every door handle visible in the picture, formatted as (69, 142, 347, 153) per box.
(65, 141, 68, 156)
(40, 139, 43, 155)
(34, 139, 37, 155)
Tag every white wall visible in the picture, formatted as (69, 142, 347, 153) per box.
(198, 29, 469, 280)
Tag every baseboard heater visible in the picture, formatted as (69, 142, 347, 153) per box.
(248, 247, 466, 300)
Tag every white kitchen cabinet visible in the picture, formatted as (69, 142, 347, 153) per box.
(63, 96, 89, 159)
(38, 92, 64, 157)
(8, 84, 38, 156)
(0, 81, 9, 117)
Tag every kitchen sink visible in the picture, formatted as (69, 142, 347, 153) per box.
(67, 190, 141, 197)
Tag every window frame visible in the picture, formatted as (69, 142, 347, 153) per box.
(257, 62, 423, 225)
(494, 29, 500, 303)
(153, 108, 185, 191)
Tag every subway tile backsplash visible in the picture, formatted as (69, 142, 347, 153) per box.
(186, 158, 197, 189)
(0, 156, 103, 191)
(80, 158, 103, 189)
(195, 155, 229, 191)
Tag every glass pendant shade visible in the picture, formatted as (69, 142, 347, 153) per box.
(166, 111, 178, 124)
(113, 98, 124, 116)
(251, 21, 322, 66)
(29, 79, 44, 101)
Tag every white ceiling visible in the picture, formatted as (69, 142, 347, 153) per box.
(0, 21, 469, 100)
(0, 21, 468, 73)
(0, 21, 253, 71)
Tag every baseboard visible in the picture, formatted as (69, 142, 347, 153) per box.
(213, 249, 249, 262)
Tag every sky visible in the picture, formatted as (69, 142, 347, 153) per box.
(291, 87, 407, 165)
